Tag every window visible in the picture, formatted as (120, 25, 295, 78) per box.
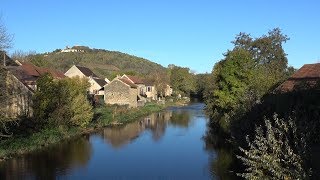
(147, 86, 152, 92)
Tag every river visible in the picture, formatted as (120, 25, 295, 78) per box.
(0, 103, 234, 180)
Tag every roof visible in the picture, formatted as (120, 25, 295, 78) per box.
(75, 65, 99, 78)
(119, 78, 138, 88)
(0, 51, 19, 66)
(144, 79, 155, 86)
(122, 75, 144, 84)
(93, 78, 108, 87)
(21, 63, 65, 79)
(276, 63, 320, 92)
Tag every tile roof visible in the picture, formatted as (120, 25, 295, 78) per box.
(0, 51, 19, 66)
(21, 63, 65, 79)
(276, 63, 320, 92)
(123, 75, 144, 84)
(93, 78, 108, 87)
(75, 65, 99, 78)
(119, 78, 138, 88)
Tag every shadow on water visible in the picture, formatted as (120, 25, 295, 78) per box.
(0, 136, 92, 179)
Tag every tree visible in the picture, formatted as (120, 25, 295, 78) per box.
(0, 18, 13, 51)
(170, 65, 196, 96)
(146, 70, 170, 98)
(237, 114, 310, 179)
(0, 18, 13, 137)
(205, 28, 292, 130)
(205, 48, 255, 131)
(33, 74, 93, 127)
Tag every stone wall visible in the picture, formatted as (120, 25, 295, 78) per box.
(5, 72, 33, 118)
(104, 79, 137, 108)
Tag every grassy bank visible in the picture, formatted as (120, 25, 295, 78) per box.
(0, 102, 169, 161)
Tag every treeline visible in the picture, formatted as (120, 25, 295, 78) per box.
(203, 28, 320, 179)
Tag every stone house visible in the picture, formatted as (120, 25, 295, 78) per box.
(104, 78, 138, 108)
(144, 80, 158, 100)
(3, 62, 65, 118)
(64, 65, 109, 95)
(275, 63, 320, 93)
(143, 80, 173, 101)
(121, 74, 146, 96)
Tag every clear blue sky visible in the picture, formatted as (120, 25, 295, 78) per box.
(1, 0, 320, 73)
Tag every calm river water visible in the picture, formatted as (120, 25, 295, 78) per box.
(0, 103, 233, 180)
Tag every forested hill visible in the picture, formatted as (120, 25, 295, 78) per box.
(24, 46, 166, 79)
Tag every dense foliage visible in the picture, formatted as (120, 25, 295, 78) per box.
(169, 65, 196, 96)
(205, 28, 293, 132)
(33, 75, 93, 127)
(237, 114, 309, 179)
(202, 28, 320, 179)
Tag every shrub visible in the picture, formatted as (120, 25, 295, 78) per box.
(237, 114, 310, 179)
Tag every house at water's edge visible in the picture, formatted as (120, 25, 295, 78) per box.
(64, 65, 109, 96)
(104, 77, 138, 108)
(2, 58, 65, 118)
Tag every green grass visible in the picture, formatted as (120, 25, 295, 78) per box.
(93, 102, 165, 126)
(0, 126, 82, 160)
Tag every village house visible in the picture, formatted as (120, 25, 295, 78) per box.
(64, 65, 109, 95)
(2, 58, 65, 118)
(144, 79, 158, 100)
(275, 63, 320, 93)
(121, 74, 145, 96)
(121, 74, 173, 101)
(104, 77, 138, 108)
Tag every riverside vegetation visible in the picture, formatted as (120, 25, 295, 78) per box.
(203, 28, 319, 179)
(0, 74, 174, 160)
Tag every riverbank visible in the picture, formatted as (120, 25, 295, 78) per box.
(0, 102, 184, 161)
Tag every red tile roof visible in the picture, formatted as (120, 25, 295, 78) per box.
(119, 78, 138, 88)
(123, 75, 144, 84)
(276, 63, 320, 92)
(21, 63, 65, 79)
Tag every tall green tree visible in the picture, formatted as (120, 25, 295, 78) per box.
(205, 28, 292, 131)
(205, 48, 254, 131)
(170, 65, 196, 96)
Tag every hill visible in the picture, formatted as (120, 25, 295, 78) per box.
(23, 46, 166, 79)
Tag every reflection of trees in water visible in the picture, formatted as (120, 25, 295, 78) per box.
(0, 136, 92, 179)
(102, 111, 173, 147)
(203, 124, 237, 180)
(170, 111, 191, 128)
(102, 110, 197, 147)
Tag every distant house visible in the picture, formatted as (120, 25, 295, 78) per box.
(104, 78, 138, 108)
(4, 62, 65, 118)
(276, 63, 320, 93)
(144, 80, 158, 100)
(64, 65, 109, 95)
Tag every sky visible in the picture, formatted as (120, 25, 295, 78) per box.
(1, 0, 320, 73)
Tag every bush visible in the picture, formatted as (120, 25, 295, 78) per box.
(237, 114, 310, 179)
(33, 74, 93, 127)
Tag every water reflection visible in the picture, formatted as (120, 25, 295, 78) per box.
(101, 110, 191, 148)
(203, 123, 237, 180)
(0, 103, 233, 180)
(0, 136, 92, 179)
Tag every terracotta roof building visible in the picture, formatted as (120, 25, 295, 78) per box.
(276, 63, 320, 92)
